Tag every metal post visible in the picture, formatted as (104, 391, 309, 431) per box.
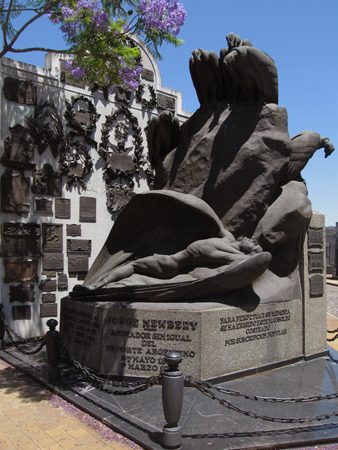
(162, 352, 184, 449)
(0, 304, 5, 350)
(45, 319, 61, 382)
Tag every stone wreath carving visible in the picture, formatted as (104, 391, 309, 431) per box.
(99, 106, 146, 212)
(59, 135, 93, 190)
(64, 95, 100, 147)
(135, 83, 157, 110)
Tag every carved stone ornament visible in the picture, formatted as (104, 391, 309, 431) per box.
(308, 227, 323, 248)
(141, 69, 154, 82)
(35, 198, 53, 215)
(4, 258, 39, 283)
(157, 93, 176, 112)
(115, 88, 131, 106)
(43, 253, 64, 271)
(136, 83, 157, 110)
(79, 197, 96, 222)
(39, 278, 57, 292)
(64, 95, 100, 147)
(1, 223, 41, 258)
(3, 76, 37, 105)
(1, 124, 35, 170)
(24, 100, 64, 158)
(42, 224, 63, 253)
(40, 303, 57, 318)
(55, 198, 71, 219)
(308, 251, 324, 273)
(9, 284, 35, 303)
(310, 274, 324, 297)
(58, 273, 68, 290)
(59, 136, 93, 190)
(13, 305, 31, 320)
(67, 239, 91, 254)
(31, 164, 62, 197)
(106, 182, 135, 213)
(1, 169, 30, 215)
(66, 224, 81, 237)
(91, 83, 111, 101)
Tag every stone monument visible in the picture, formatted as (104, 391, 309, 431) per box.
(60, 33, 334, 380)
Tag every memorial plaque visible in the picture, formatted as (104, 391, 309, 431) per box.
(42, 293, 56, 304)
(4, 258, 39, 283)
(9, 285, 35, 303)
(68, 255, 89, 273)
(1, 125, 35, 170)
(42, 224, 63, 253)
(40, 303, 57, 318)
(1, 223, 41, 257)
(308, 227, 323, 248)
(66, 224, 81, 237)
(1, 169, 30, 215)
(43, 253, 64, 271)
(3, 76, 37, 105)
(141, 69, 154, 82)
(55, 198, 71, 219)
(310, 274, 324, 297)
(12, 305, 31, 320)
(157, 93, 176, 112)
(308, 251, 324, 273)
(58, 274, 68, 291)
(39, 278, 56, 292)
(79, 197, 96, 222)
(67, 239, 91, 254)
(35, 198, 53, 215)
(31, 164, 62, 197)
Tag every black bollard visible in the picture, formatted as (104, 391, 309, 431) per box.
(0, 304, 5, 350)
(45, 319, 61, 382)
(162, 352, 184, 449)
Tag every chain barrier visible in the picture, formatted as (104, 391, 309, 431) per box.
(0, 311, 45, 355)
(327, 327, 338, 341)
(185, 376, 338, 403)
(186, 376, 338, 424)
(57, 335, 162, 395)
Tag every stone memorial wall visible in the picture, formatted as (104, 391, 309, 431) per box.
(0, 40, 191, 339)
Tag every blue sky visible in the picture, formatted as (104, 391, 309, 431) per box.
(4, 0, 338, 226)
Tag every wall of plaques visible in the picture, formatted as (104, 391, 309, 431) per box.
(0, 39, 191, 338)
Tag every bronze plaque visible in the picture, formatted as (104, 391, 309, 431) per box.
(12, 305, 31, 320)
(42, 293, 56, 304)
(1, 169, 30, 215)
(31, 164, 62, 197)
(42, 224, 63, 253)
(1, 124, 35, 170)
(35, 198, 53, 214)
(55, 198, 71, 219)
(68, 255, 89, 273)
(9, 285, 35, 303)
(66, 224, 81, 237)
(310, 274, 324, 297)
(308, 251, 324, 273)
(79, 197, 96, 222)
(43, 253, 64, 271)
(40, 303, 57, 318)
(1, 223, 41, 257)
(157, 93, 176, 112)
(40, 279, 56, 292)
(3, 77, 37, 105)
(58, 274, 68, 291)
(4, 258, 39, 283)
(67, 239, 91, 254)
(308, 227, 323, 248)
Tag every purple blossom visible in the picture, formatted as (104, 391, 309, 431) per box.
(137, 0, 186, 36)
(65, 60, 86, 79)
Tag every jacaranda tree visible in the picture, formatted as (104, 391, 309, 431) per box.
(0, 0, 186, 91)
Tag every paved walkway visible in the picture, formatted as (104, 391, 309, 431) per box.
(0, 357, 143, 450)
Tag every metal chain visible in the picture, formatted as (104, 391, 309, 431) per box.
(57, 336, 162, 395)
(327, 333, 338, 342)
(186, 376, 338, 403)
(0, 312, 46, 355)
(328, 327, 338, 334)
(187, 377, 338, 424)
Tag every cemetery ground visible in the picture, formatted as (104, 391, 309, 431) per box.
(0, 281, 338, 450)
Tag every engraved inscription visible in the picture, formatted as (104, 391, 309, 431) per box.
(310, 274, 324, 297)
(79, 197, 96, 222)
(308, 227, 323, 248)
(308, 251, 324, 273)
(67, 239, 91, 254)
(219, 309, 291, 346)
(55, 198, 71, 219)
(1, 223, 41, 257)
(62, 307, 100, 348)
(12, 305, 31, 320)
(35, 198, 53, 214)
(68, 255, 88, 273)
(40, 303, 57, 317)
(66, 224, 81, 237)
(43, 253, 64, 271)
(42, 293, 56, 303)
(42, 225, 63, 253)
